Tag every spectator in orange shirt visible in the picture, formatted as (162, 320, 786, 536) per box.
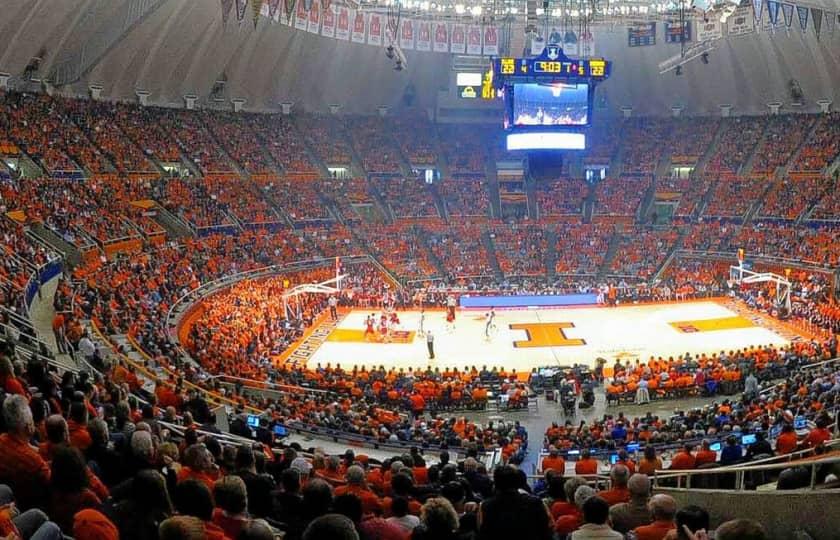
(550, 477, 586, 520)
(669, 444, 696, 470)
(0, 356, 28, 397)
(694, 440, 718, 467)
(541, 446, 566, 474)
(631, 494, 677, 540)
(67, 402, 93, 452)
(333, 466, 381, 516)
(574, 449, 599, 475)
(774, 424, 799, 454)
(637, 446, 663, 476)
(614, 450, 636, 475)
(802, 417, 832, 449)
(596, 464, 630, 506)
(0, 395, 51, 510)
(177, 444, 219, 492)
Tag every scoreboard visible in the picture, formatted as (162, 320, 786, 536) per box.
(494, 56, 610, 81)
(490, 45, 612, 151)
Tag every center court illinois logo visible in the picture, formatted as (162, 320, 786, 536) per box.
(509, 322, 585, 348)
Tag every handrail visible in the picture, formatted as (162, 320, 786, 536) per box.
(89, 318, 260, 412)
(758, 357, 840, 398)
(652, 448, 840, 491)
(208, 374, 330, 395)
(677, 249, 835, 272)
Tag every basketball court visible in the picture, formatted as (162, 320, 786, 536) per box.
(302, 300, 794, 372)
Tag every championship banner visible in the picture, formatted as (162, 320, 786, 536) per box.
(697, 19, 723, 41)
(728, 7, 755, 35)
(767, 1, 780, 25)
(351, 10, 366, 43)
(399, 19, 415, 49)
(753, 0, 763, 20)
(294, 0, 308, 30)
(826, 12, 835, 35)
(335, 6, 350, 40)
(284, 0, 295, 24)
(466, 25, 482, 54)
(416, 21, 432, 51)
(433, 22, 449, 52)
(251, 0, 263, 28)
(797, 5, 809, 31)
(628, 22, 656, 46)
(321, 0, 330, 13)
(368, 13, 382, 45)
(268, 0, 281, 21)
(307, 0, 320, 34)
(811, 8, 822, 37)
(221, 0, 234, 25)
(450, 23, 466, 53)
(236, 0, 248, 22)
(320, 4, 335, 37)
(483, 26, 499, 55)
(782, 3, 794, 27)
(665, 20, 692, 43)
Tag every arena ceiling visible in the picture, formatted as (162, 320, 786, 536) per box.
(0, 0, 838, 115)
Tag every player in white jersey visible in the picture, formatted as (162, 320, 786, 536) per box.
(484, 307, 497, 339)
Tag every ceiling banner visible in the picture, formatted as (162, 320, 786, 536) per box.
(450, 23, 466, 54)
(335, 7, 350, 40)
(781, 3, 794, 27)
(811, 8, 822, 38)
(797, 5, 809, 31)
(399, 19, 415, 50)
(483, 26, 499, 55)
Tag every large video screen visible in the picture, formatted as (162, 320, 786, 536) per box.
(512, 83, 590, 127)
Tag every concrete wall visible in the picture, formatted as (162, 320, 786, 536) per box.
(655, 488, 840, 540)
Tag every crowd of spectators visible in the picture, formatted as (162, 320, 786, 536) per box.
(255, 178, 331, 221)
(554, 224, 612, 275)
(655, 176, 711, 221)
(202, 112, 276, 176)
(62, 99, 157, 174)
(620, 119, 669, 175)
(345, 117, 403, 175)
(490, 224, 547, 277)
(583, 124, 621, 165)
(750, 114, 813, 174)
(423, 222, 494, 278)
(373, 177, 439, 219)
(162, 178, 235, 229)
(662, 118, 720, 165)
(810, 180, 840, 221)
(608, 228, 679, 280)
(707, 116, 767, 174)
(112, 103, 183, 163)
(438, 179, 490, 217)
(535, 179, 587, 218)
(0, 91, 108, 173)
(757, 176, 828, 220)
(437, 126, 486, 176)
(793, 112, 840, 172)
(594, 177, 652, 217)
(302, 114, 353, 166)
(154, 109, 235, 175)
(391, 114, 438, 167)
(703, 176, 766, 218)
(244, 114, 318, 176)
(358, 223, 439, 279)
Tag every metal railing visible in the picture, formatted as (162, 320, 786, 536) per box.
(652, 444, 840, 491)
